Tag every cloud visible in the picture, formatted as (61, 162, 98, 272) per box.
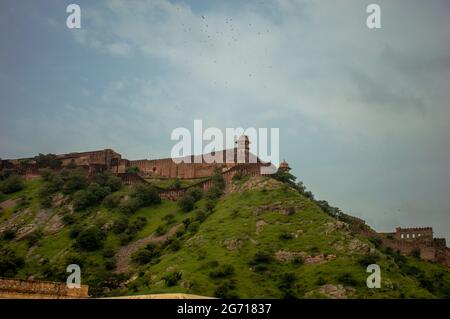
(1, 0, 449, 240)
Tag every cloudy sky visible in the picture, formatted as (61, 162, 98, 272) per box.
(1, 0, 449, 240)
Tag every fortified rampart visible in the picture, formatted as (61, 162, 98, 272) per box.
(0, 278, 89, 299)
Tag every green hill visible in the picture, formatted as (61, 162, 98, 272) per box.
(0, 170, 449, 299)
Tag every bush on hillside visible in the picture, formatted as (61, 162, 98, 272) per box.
(62, 169, 87, 194)
(178, 193, 196, 212)
(26, 230, 43, 247)
(0, 246, 25, 277)
(103, 193, 121, 208)
(163, 271, 182, 287)
(337, 272, 358, 286)
(92, 173, 122, 192)
(119, 198, 141, 215)
(1, 229, 16, 241)
(358, 252, 380, 266)
(112, 216, 129, 234)
(130, 184, 161, 207)
(186, 187, 202, 201)
(0, 174, 24, 194)
(209, 264, 235, 279)
(214, 280, 238, 299)
(76, 227, 106, 251)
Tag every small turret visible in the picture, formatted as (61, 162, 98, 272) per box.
(236, 135, 250, 163)
(279, 160, 291, 172)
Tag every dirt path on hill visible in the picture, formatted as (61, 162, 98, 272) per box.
(115, 224, 182, 273)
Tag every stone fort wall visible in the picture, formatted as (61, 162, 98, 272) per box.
(0, 278, 89, 299)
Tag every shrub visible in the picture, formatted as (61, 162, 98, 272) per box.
(131, 184, 161, 207)
(337, 272, 358, 286)
(102, 247, 116, 258)
(0, 174, 23, 194)
(205, 186, 222, 200)
(104, 259, 116, 271)
(155, 225, 168, 236)
(1, 229, 16, 241)
(125, 166, 140, 174)
(410, 248, 421, 259)
(0, 246, 25, 277)
(209, 264, 235, 278)
(163, 271, 182, 287)
(73, 190, 91, 211)
(119, 198, 141, 215)
(369, 237, 382, 248)
(211, 169, 225, 190)
(86, 182, 111, 203)
(168, 238, 182, 251)
(103, 193, 121, 208)
(72, 182, 111, 211)
(315, 276, 326, 285)
(279, 231, 294, 240)
(182, 217, 193, 228)
(250, 252, 273, 265)
(172, 179, 181, 189)
(76, 227, 106, 251)
(92, 173, 122, 192)
(186, 187, 202, 201)
(214, 280, 238, 299)
(112, 216, 129, 234)
(178, 194, 195, 212)
(195, 211, 206, 222)
(119, 233, 134, 245)
(26, 230, 43, 247)
(0, 169, 16, 180)
(47, 175, 64, 192)
(65, 253, 84, 267)
(204, 199, 217, 213)
(162, 213, 176, 223)
(279, 272, 297, 298)
(62, 169, 87, 194)
(292, 256, 304, 267)
(126, 217, 147, 236)
(187, 221, 200, 233)
(62, 213, 76, 225)
(69, 225, 83, 239)
(132, 250, 156, 265)
(358, 252, 380, 266)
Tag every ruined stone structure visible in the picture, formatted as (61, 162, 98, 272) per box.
(373, 227, 450, 266)
(0, 278, 89, 299)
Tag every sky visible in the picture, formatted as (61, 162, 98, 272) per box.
(1, 0, 449, 241)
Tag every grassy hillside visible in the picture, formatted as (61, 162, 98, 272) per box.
(0, 171, 449, 299)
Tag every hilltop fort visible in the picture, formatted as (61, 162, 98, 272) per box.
(0, 136, 449, 267)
